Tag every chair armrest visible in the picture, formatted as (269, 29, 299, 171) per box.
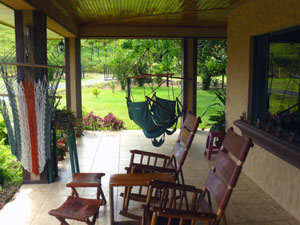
(132, 164, 176, 173)
(129, 149, 170, 160)
(149, 207, 217, 220)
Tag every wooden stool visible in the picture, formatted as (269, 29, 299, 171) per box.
(204, 131, 225, 160)
(49, 196, 104, 225)
(67, 173, 106, 204)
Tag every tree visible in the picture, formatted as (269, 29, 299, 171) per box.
(94, 40, 101, 64)
(197, 40, 227, 90)
(109, 46, 133, 90)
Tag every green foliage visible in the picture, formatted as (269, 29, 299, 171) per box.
(0, 25, 15, 58)
(201, 89, 226, 132)
(92, 87, 101, 97)
(53, 107, 79, 130)
(269, 43, 300, 76)
(108, 47, 133, 90)
(80, 39, 182, 87)
(197, 40, 227, 90)
(0, 117, 8, 145)
(0, 139, 22, 187)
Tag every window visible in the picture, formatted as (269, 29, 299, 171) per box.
(252, 27, 300, 136)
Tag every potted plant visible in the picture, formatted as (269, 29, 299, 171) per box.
(75, 120, 84, 137)
(276, 126, 282, 137)
(56, 141, 66, 161)
(256, 118, 261, 128)
(240, 112, 246, 121)
(247, 116, 252, 124)
(53, 108, 78, 130)
(289, 131, 295, 143)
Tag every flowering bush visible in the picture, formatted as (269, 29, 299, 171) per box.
(83, 112, 126, 131)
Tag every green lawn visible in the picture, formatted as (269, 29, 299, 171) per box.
(57, 84, 220, 129)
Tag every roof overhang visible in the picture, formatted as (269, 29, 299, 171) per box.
(0, 0, 249, 39)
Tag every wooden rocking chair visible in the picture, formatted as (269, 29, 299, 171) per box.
(141, 128, 253, 225)
(120, 112, 201, 219)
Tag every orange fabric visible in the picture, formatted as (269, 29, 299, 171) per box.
(23, 80, 39, 175)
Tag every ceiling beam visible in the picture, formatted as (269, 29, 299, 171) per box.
(0, 19, 14, 28)
(23, 0, 78, 36)
(79, 25, 227, 39)
(47, 17, 76, 38)
(0, 0, 34, 10)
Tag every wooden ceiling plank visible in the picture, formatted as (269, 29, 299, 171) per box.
(88, 7, 227, 26)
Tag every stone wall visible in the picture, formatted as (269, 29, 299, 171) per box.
(227, 0, 300, 221)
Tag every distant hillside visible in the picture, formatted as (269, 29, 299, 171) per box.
(0, 25, 15, 56)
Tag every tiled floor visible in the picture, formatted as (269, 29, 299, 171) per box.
(0, 130, 299, 225)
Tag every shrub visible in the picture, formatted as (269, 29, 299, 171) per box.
(83, 111, 103, 130)
(92, 87, 101, 97)
(83, 112, 126, 131)
(103, 113, 126, 130)
(108, 81, 116, 93)
(0, 139, 22, 187)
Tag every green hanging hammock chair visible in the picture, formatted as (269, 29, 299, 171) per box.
(126, 73, 184, 147)
(127, 96, 183, 147)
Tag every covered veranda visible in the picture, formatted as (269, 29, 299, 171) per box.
(0, 130, 298, 225)
(0, 0, 299, 224)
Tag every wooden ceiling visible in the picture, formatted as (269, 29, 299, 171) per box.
(0, 0, 245, 38)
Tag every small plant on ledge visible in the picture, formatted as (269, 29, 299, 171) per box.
(289, 131, 296, 143)
(240, 112, 246, 121)
(276, 126, 282, 137)
(256, 118, 261, 128)
(265, 122, 271, 133)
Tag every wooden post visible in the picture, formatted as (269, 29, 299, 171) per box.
(182, 38, 197, 115)
(65, 37, 82, 118)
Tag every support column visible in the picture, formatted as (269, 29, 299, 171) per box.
(182, 38, 197, 115)
(65, 37, 82, 118)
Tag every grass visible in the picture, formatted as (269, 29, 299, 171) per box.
(57, 84, 220, 129)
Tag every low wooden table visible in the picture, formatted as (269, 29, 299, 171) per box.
(109, 173, 174, 225)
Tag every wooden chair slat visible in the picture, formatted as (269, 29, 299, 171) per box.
(222, 129, 252, 161)
(214, 151, 236, 184)
(204, 171, 228, 208)
(173, 142, 185, 163)
(183, 113, 198, 131)
(177, 127, 190, 146)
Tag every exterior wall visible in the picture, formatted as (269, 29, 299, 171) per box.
(227, 0, 300, 221)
